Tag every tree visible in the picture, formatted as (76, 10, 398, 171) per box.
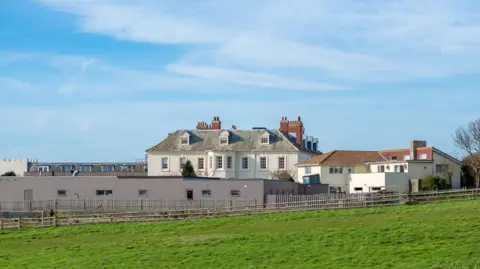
(461, 163, 475, 188)
(1, 171, 16, 176)
(453, 118, 480, 188)
(269, 169, 295, 182)
(181, 160, 196, 177)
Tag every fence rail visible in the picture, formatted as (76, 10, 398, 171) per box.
(1, 188, 480, 231)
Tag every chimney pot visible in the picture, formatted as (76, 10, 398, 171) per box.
(297, 116, 301, 121)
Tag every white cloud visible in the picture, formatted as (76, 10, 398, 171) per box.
(0, 77, 36, 92)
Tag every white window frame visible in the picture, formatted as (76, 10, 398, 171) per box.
(419, 153, 428, 160)
(259, 156, 267, 170)
(241, 157, 249, 170)
(197, 157, 205, 170)
(180, 137, 189, 145)
(377, 165, 385, 173)
(305, 166, 311, 174)
(403, 155, 411, 160)
(216, 156, 223, 169)
(227, 156, 233, 169)
(278, 157, 286, 170)
(219, 136, 229, 145)
(329, 166, 343, 174)
(161, 157, 169, 170)
(261, 137, 269, 144)
(179, 157, 187, 170)
(209, 156, 213, 169)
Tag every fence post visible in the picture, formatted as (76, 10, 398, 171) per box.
(1, 218, 3, 232)
(141, 199, 144, 211)
(41, 210, 44, 228)
(17, 218, 21, 229)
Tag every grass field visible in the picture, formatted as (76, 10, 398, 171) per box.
(1, 201, 480, 269)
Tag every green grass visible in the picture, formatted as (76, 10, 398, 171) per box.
(1, 201, 480, 269)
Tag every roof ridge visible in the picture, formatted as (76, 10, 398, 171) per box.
(319, 150, 336, 164)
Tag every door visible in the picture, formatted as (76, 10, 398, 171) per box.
(24, 189, 33, 201)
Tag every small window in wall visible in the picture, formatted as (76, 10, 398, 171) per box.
(161, 157, 168, 170)
(180, 137, 189, 145)
(216, 156, 223, 169)
(278, 157, 286, 169)
(219, 137, 228, 145)
(329, 167, 343, 174)
(305, 166, 311, 174)
(186, 189, 193, 200)
(260, 157, 267, 170)
(371, 187, 381, 191)
(261, 137, 269, 144)
(241, 157, 248, 169)
(227, 156, 233, 169)
(419, 153, 427, 160)
(96, 190, 113, 196)
(354, 187, 363, 191)
(230, 190, 241, 197)
(202, 190, 212, 197)
(57, 189, 67, 196)
(138, 190, 148, 197)
(198, 157, 205, 170)
(391, 156, 398, 160)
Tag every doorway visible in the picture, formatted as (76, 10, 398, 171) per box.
(186, 189, 193, 200)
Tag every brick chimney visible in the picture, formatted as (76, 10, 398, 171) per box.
(232, 125, 236, 129)
(211, 116, 221, 130)
(279, 116, 304, 148)
(410, 140, 427, 160)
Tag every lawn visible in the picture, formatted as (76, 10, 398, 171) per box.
(1, 201, 480, 269)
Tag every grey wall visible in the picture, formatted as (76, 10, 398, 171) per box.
(0, 176, 266, 202)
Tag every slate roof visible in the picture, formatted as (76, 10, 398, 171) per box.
(146, 129, 319, 153)
(296, 150, 386, 166)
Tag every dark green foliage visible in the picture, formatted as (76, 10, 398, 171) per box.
(420, 175, 451, 191)
(461, 164, 475, 188)
(181, 160, 196, 177)
(1, 171, 16, 176)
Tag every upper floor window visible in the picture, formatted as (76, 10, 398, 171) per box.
(180, 137, 189, 145)
(278, 157, 286, 169)
(391, 156, 398, 161)
(377, 165, 385, 173)
(403, 155, 411, 160)
(179, 157, 186, 170)
(227, 156, 233, 169)
(436, 164, 449, 173)
(216, 156, 223, 169)
(305, 166, 311, 174)
(161, 157, 168, 170)
(260, 157, 267, 170)
(394, 165, 405, 173)
(219, 136, 228, 145)
(329, 167, 343, 174)
(419, 153, 428, 160)
(198, 157, 205, 170)
(241, 157, 249, 169)
(261, 137, 269, 144)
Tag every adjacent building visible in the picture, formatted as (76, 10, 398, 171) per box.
(146, 116, 321, 179)
(296, 140, 462, 193)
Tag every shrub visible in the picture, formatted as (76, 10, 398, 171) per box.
(421, 175, 451, 191)
(1, 171, 16, 176)
(181, 160, 196, 177)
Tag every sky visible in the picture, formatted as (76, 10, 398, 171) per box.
(0, 0, 479, 162)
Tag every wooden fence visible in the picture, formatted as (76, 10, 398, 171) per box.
(1, 188, 480, 231)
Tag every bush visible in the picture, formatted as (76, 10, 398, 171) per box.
(181, 160, 196, 177)
(1, 171, 16, 176)
(421, 175, 451, 191)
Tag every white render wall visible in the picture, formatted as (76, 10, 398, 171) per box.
(349, 173, 410, 193)
(0, 159, 34, 177)
(148, 151, 312, 179)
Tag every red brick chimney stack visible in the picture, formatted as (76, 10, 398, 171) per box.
(232, 125, 237, 129)
(279, 116, 304, 148)
(211, 116, 221, 130)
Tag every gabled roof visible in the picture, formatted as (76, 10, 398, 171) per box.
(296, 150, 386, 166)
(146, 129, 315, 153)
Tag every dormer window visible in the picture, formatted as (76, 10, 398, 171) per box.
(261, 137, 269, 144)
(220, 136, 228, 145)
(260, 130, 271, 145)
(180, 137, 189, 145)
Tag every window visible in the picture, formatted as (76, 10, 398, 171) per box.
(202, 190, 212, 197)
(180, 157, 186, 170)
(329, 167, 343, 174)
(138, 190, 148, 197)
(261, 137, 269, 144)
(37, 166, 50, 172)
(436, 164, 449, 173)
(57, 189, 67, 196)
(230, 190, 241, 197)
(371, 187, 381, 191)
(216, 156, 223, 169)
(120, 165, 135, 172)
(348, 168, 352, 174)
(227, 156, 232, 169)
(403, 155, 411, 160)
(220, 137, 228, 145)
(209, 156, 213, 169)
(180, 137, 189, 145)
(102, 165, 114, 172)
(61, 165, 73, 172)
(242, 157, 248, 169)
(419, 153, 427, 160)
(378, 165, 385, 173)
(96, 190, 113, 196)
(391, 156, 398, 160)
(186, 190, 193, 200)
(278, 157, 285, 169)
(198, 157, 204, 170)
(161, 157, 168, 170)
(394, 165, 405, 173)
(305, 166, 311, 174)
(354, 187, 363, 191)
(260, 157, 267, 170)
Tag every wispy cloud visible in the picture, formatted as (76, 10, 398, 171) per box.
(0, 77, 36, 92)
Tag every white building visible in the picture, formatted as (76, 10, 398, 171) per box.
(0, 158, 37, 177)
(146, 116, 320, 179)
(296, 140, 462, 193)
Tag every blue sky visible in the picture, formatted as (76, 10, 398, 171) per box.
(0, 0, 479, 161)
